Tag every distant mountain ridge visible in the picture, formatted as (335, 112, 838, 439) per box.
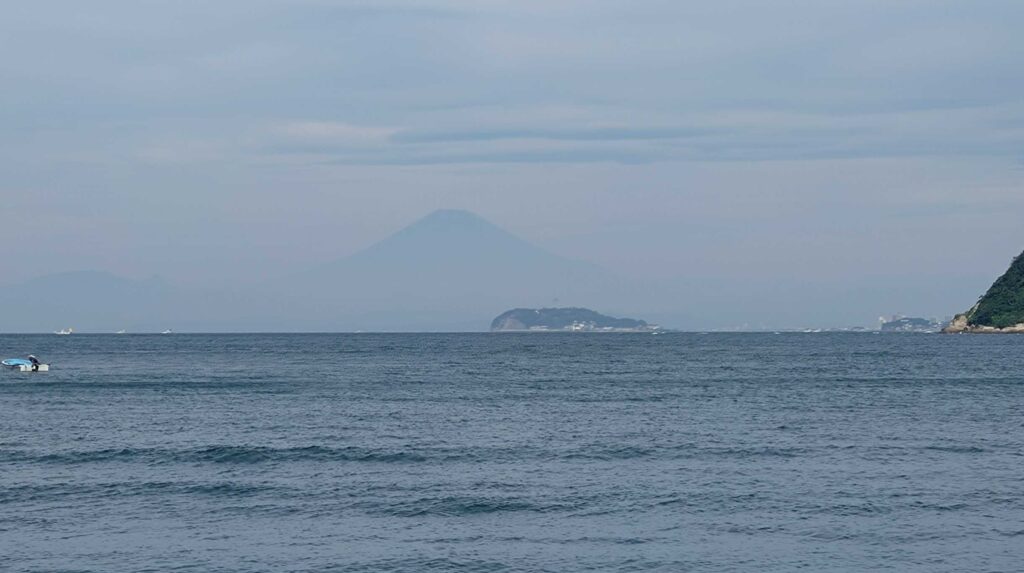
(281, 209, 629, 330)
(0, 210, 637, 332)
(944, 249, 1024, 333)
(306, 209, 605, 277)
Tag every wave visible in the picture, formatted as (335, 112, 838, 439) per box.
(311, 557, 516, 573)
(922, 445, 988, 454)
(0, 480, 278, 504)
(0, 445, 432, 465)
(357, 495, 575, 517)
(184, 444, 430, 464)
(0, 442, 814, 466)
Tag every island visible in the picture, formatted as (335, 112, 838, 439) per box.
(490, 307, 660, 332)
(880, 316, 943, 333)
(943, 249, 1024, 333)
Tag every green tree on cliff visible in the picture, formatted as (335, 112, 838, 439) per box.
(967, 251, 1024, 328)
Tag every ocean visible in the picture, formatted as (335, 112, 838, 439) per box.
(1, 333, 1021, 572)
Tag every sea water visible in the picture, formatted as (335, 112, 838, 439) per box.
(1, 333, 1021, 572)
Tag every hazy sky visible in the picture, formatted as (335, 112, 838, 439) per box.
(3, 1, 1023, 326)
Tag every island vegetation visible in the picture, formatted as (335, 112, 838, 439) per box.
(491, 307, 659, 332)
(944, 249, 1024, 333)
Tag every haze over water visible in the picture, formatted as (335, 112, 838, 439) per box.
(2, 333, 1021, 572)
(4, 2, 1024, 331)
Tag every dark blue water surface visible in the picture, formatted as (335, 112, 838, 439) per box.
(1, 333, 1022, 572)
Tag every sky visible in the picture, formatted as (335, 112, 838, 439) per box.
(2, 1, 1023, 328)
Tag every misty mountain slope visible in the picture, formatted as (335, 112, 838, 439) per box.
(318, 209, 601, 275)
(0, 211, 670, 332)
(281, 210, 635, 329)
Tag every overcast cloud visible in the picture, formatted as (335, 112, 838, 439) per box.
(2, 1, 1023, 327)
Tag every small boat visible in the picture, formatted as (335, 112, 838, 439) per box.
(161, 329, 173, 334)
(55, 327, 73, 335)
(116, 330, 126, 334)
(2, 358, 49, 372)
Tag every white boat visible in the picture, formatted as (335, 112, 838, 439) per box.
(116, 330, 126, 334)
(161, 329, 173, 334)
(3, 359, 49, 372)
(55, 327, 73, 335)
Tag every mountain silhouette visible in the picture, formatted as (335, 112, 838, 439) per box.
(0, 210, 636, 332)
(281, 209, 627, 330)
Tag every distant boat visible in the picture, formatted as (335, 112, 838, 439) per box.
(55, 327, 73, 335)
(161, 329, 173, 334)
(116, 330, 126, 334)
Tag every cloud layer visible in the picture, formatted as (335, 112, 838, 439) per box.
(4, 1, 1023, 167)
(2, 1, 1023, 327)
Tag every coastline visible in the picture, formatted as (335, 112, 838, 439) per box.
(942, 314, 1024, 334)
